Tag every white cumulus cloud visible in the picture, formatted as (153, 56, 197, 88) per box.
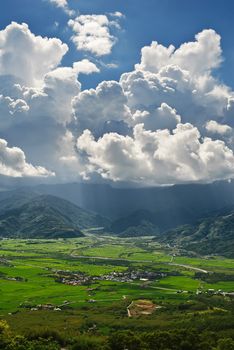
(0, 22, 68, 87)
(68, 14, 118, 56)
(0, 138, 54, 177)
(109, 11, 125, 18)
(1, 22, 234, 185)
(136, 29, 222, 76)
(48, 0, 75, 16)
(72, 80, 131, 134)
(77, 123, 234, 185)
(131, 103, 181, 131)
(73, 59, 100, 75)
(205, 120, 232, 135)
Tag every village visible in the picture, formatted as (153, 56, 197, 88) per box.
(44, 268, 234, 299)
(52, 268, 167, 286)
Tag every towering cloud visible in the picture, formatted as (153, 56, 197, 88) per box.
(72, 80, 131, 135)
(0, 22, 82, 178)
(0, 21, 234, 184)
(72, 29, 234, 184)
(0, 22, 68, 87)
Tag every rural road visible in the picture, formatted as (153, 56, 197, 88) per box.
(168, 263, 209, 273)
(70, 253, 153, 263)
(71, 253, 210, 274)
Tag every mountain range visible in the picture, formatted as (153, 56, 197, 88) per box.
(0, 190, 108, 239)
(33, 180, 234, 223)
(0, 181, 234, 257)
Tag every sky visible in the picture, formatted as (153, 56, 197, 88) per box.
(0, 0, 234, 186)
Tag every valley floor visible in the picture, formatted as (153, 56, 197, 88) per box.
(0, 235, 234, 349)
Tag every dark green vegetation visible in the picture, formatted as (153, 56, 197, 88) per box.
(160, 211, 234, 258)
(0, 191, 108, 238)
(0, 236, 234, 349)
(109, 210, 159, 236)
(108, 208, 234, 258)
(1, 319, 234, 350)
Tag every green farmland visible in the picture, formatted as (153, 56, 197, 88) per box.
(1, 236, 234, 313)
(0, 235, 234, 349)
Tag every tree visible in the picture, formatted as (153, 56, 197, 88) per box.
(216, 338, 234, 350)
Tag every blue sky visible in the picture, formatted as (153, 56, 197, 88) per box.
(1, 0, 234, 90)
(1, 0, 234, 186)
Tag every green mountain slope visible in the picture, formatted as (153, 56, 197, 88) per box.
(0, 192, 109, 239)
(160, 211, 234, 258)
(109, 210, 159, 236)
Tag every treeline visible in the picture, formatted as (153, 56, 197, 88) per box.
(1, 320, 234, 350)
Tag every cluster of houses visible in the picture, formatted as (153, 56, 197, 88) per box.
(96, 270, 166, 283)
(0, 257, 13, 267)
(196, 289, 234, 297)
(54, 269, 167, 286)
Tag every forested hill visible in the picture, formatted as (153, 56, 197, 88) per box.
(0, 191, 108, 239)
(160, 211, 234, 258)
